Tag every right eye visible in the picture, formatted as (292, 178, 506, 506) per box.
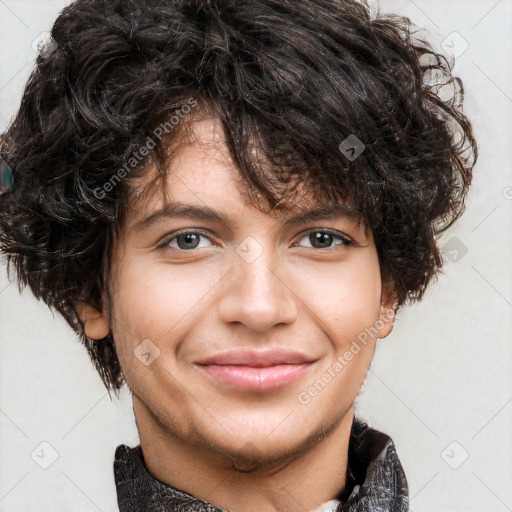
(156, 230, 214, 251)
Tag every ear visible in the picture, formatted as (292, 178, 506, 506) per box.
(376, 282, 398, 339)
(76, 303, 110, 340)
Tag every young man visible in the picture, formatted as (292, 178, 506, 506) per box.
(0, 0, 477, 510)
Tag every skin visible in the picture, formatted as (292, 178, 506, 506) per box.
(78, 116, 397, 512)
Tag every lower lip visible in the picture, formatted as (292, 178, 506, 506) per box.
(197, 363, 312, 392)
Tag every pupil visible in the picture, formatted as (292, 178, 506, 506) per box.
(178, 233, 199, 249)
(311, 232, 332, 248)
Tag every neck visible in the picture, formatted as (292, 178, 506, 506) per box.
(133, 395, 353, 512)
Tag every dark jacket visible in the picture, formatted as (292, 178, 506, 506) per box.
(114, 417, 409, 511)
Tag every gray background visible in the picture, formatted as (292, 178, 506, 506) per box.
(0, 0, 511, 511)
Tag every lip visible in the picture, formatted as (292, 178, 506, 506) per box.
(196, 349, 316, 366)
(195, 350, 317, 392)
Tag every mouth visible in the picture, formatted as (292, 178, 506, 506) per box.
(195, 349, 317, 392)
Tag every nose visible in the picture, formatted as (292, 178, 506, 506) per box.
(217, 248, 298, 332)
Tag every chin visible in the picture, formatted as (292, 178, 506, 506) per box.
(197, 413, 319, 460)
(208, 433, 307, 472)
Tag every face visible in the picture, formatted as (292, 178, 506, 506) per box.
(79, 116, 396, 467)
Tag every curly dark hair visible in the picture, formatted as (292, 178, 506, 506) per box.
(0, 0, 477, 397)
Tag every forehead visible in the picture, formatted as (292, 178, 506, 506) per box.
(122, 115, 364, 231)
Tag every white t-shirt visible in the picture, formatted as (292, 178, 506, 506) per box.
(308, 498, 341, 512)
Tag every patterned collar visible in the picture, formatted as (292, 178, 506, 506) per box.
(114, 417, 409, 512)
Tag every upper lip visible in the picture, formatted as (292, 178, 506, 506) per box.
(196, 349, 317, 367)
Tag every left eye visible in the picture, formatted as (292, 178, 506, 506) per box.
(295, 230, 352, 249)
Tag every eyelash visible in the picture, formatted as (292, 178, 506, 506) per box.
(156, 228, 355, 251)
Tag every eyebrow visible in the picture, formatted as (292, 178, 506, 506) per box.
(130, 201, 363, 233)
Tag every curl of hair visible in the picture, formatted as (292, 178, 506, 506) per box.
(0, 0, 477, 395)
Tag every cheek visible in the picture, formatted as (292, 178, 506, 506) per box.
(289, 250, 382, 341)
(109, 255, 223, 344)
(108, 257, 221, 392)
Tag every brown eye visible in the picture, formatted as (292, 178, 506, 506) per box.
(296, 230, 352, 249)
